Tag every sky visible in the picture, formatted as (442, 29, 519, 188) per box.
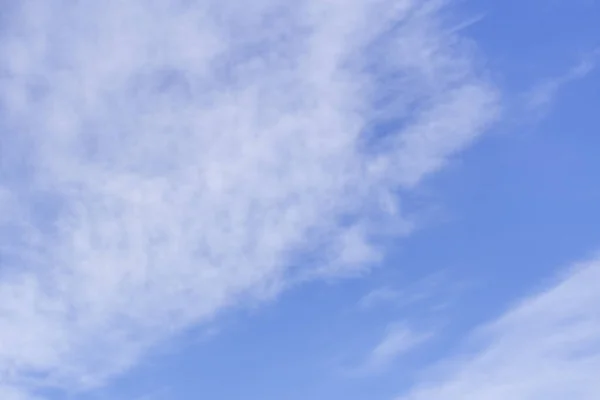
(0, 0, 599, 399)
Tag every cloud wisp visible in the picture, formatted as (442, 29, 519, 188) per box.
(524, 49, 599, 117)
(0, 0, 498, 398)
(397, 256, 600, 400)
(357, 323, 432, 375)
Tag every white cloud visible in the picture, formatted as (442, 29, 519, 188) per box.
(358, 323, 432, 374)
(0, 0, 498, 397)
(397, 256, 600, 400)
(0, 386, 38, 400)
(359, 287, 403, 310)
(358, 271, 456, 311)
(525, 50, 598, 116)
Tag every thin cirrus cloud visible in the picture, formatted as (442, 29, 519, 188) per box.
(357, 323, 432, 375)
(397, 256, 600, 400)
(0, 0, 498, 398)
(524, 49, 599, 118)
(358, 272, 452, 311)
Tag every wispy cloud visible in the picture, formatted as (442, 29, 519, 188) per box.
(524, 50, 599, 117)
(397, 255, 600, 400)
(359, 286, 403, 310)
(357, 323, 432, 374)
(0, 0, 498, 397)
(358, 271, 462, 312)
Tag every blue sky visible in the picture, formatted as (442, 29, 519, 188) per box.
(0, 1, 599, 399)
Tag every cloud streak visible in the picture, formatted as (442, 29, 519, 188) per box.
(398, 256, 600, 400)
(0, 0, 498, 398)
(524, 49, 598, 117)
(358, 323, 432, 374)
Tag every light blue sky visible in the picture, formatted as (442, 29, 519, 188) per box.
(0, 1, 599, 399)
